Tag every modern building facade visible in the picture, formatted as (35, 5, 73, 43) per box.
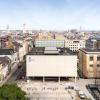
(78, 48, 100, 78)
(35, 32, 86, 52)
(35, 40, 65, 48)
(65, 39, 86, 52)
(26, 47, 77, 82)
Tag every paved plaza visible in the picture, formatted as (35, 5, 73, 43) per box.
(17, 78, 98, 100)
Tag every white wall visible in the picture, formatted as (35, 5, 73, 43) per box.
(2, 65, 8, 78)
(65, 39, 86, 52)
(26, 55, 77, 77)
(0, 65, 9, 81)
(18, 40, 29, 61)
(19, 47, 24, 61)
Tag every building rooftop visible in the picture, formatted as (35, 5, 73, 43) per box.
(0, 56, 11, 66)
(27, 47, 75, 55)
(45, 47, 57, 51)
(36, 32, 65, 40)
(13, 41, 23, 47)
(44, 47, 59, 54)
(79, 48, 100, 54)
(0, 49, 14, 55)
(12, 41, 23, 52)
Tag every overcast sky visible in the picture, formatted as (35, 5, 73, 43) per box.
(0, 0, 100, 30)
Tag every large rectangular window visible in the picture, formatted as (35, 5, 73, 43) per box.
(97, 56, 100, 61)
(90, 64, 93, 67)
(90, 56, 93, 61)
(97, 64, 100, 67)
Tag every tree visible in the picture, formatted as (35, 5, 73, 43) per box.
(0, 84, 27, 100)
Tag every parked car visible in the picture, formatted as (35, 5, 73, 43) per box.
(78, 90, 86, 99)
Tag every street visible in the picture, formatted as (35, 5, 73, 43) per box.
(6, 60, 26, 84)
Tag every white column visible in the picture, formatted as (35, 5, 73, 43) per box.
(27, 77, 30, 83)
(58, 76, 60, 84)
(43, 76, 45, 83)
(75, 77, 76, 83)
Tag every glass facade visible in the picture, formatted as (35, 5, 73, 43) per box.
(35, 40, 65, 47)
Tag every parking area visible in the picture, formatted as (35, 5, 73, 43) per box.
(17, 80, 92, 100)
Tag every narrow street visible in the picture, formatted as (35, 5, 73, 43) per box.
(6, 60, 26, 84)
(0, 60, 26, 86)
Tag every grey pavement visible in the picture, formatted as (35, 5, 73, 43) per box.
(17, 78, 97, 100)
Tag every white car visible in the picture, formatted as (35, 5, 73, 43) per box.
(78, 90, 86, 99)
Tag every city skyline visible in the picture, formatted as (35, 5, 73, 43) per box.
(0, 0, 100, 30)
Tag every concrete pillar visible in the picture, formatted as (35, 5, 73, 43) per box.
(27, 80, 29, 83)
(75, 77, 76, 83)
(27, 77, 30, 83)
(43, 76, 45, 83)
(58, 76, 60, 84)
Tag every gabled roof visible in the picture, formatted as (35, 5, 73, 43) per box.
(0, 56, 11, 66)
(79, 48, 100, 54)
(12, 41, 23, 47)
(0, 49, 14, 55)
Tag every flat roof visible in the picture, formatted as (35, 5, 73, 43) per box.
(79, 48, 100, 54)
(0, 49, 14, 55)
(44, 50, 59, 54)
(27, 47, 75, 55)
(44, 47, 59, 54)
(45, 47, 57, 51)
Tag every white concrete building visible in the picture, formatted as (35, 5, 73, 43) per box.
(65, 39, 86, 52)
(26, 47, 77, 82)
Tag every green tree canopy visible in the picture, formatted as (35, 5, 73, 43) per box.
(0, 84, 27, 100)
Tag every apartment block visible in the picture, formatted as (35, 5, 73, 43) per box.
(65, 39, 86, 52)
(78, 48, 100, 78)
(86, 38, 100, 49)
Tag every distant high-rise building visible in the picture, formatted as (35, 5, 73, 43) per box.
(6, 25, 10, 34)
(23, 24, 27, 34)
